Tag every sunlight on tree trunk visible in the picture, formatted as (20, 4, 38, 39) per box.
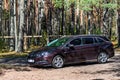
(10, 0, 14, 51)
(14, 0, 17, 52)
(17, 0, 24, 52)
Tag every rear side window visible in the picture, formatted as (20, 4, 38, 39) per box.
(70, 38, 81, 46)
(82, 37, 93, 44)
(100, 36, 110, 41)
(97, 38, 105, 43)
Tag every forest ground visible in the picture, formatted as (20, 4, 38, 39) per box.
(0, 51, 120, 80)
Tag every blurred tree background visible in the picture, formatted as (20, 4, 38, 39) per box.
(0, 0, 120, 52)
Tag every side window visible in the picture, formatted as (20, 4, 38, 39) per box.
(94, 38, 98, 43)
(100, 36, 110, 41)
(97, 38, 105, 43)
(70, 38, 81, 46)
(82, 37, 93, 44)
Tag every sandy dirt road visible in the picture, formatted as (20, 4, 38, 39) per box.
(0, 52, 120, 80)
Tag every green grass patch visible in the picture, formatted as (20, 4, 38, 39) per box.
(0, 52, 29, 59)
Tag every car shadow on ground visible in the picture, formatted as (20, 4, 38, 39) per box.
(33, 55, 120, 78)
(87, 55, 120, 78)
(1, 54, 120, 78)
(64, 61, 114, 68)
(32, 61, 114, 70)
(98, 55, 120, 77)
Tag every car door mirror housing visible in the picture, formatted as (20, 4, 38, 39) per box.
(68, 44, 74, 48)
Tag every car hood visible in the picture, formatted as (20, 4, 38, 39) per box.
(29, 46, 58, 55)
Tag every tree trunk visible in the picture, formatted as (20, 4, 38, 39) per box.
(34, 0, 39, 35)
(108, 10, 113, 40)
(4, 0, 9, 10)
(61, 5, 64, 35)
(75, 1, 80, 34)
(44, 0, 49, 44)
(14, 0, 17, 52)
(10, 0, 14, 51)
(24, 0, 28, 51)
(70, 4, 75, 35)
(38, 0, 44, 35)
(102, 0, 110, 38)
(17, 0, 24, 52)
(88, 12, 91, 35)
(80, 10, 84, 34)
(117, 9, 120, 46)
(0, 0, 2, 35)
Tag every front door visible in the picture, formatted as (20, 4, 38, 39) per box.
(63, 38, 82, 63)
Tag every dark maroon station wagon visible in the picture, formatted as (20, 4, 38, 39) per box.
(27, 35, 114, 68)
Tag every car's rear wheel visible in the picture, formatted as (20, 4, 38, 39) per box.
(97, 52, 109, 63)
(52, 55, 64, 68)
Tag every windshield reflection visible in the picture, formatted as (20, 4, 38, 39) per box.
(47, 37, 69, 47)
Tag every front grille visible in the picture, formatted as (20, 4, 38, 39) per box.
(28, 54, 36, 59)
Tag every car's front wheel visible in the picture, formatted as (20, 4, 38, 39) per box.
(97, 52, 109, 63)
(52, 55, 64, 68)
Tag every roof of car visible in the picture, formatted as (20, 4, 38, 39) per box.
(62, 35, 106, 38)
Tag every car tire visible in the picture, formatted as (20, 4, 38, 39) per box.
(97, 52, 109, 63)
(52, 55, 64, 68)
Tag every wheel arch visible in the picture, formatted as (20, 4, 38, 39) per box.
(99, 46, 109, 55)
(53, 53, 65, 61)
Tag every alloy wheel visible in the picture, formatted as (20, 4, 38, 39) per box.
(52, 55, 64, 68)
(98, 52, 109, 63)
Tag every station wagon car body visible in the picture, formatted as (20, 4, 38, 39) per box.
(27, 35, 114, 68)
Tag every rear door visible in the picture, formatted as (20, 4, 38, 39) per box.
(80, 37, 98, 60)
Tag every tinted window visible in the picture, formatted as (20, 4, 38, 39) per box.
(70, 38, 81, 46)
(100, 36, 110, 41)
(82, 37, 93, 44)
(97, 38, 105, 43)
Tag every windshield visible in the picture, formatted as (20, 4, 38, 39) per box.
(47, 37, 69, 47)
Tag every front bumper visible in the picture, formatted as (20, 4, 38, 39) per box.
(30, 60, 50, 66)
(27, 58, 51, 66)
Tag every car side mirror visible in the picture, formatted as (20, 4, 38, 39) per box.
(68, 44, 74, 49)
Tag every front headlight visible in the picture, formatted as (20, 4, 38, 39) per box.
(41, 52, 49, 57)
(36, 54, 41, 57)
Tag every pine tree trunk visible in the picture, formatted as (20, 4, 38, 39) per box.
(35, 0, 39, 35)
(70, 4, 75, 35)
(117, 9, 120, 46)
(10, 0, 14, 51)
(44, 0, 49, 44)
(75, 1, 80, 34)
(0, 0, 2, 35)
(38, 0, 44, 35)
(80, 10, 84, 34)
(17, 0, 24, 52)
(102, 0, 110, 38)
(61, 5, 64, 35)
(14, 0, 17, 52)
(88, 12, 91, 35)
(24, 0, 28, 51)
